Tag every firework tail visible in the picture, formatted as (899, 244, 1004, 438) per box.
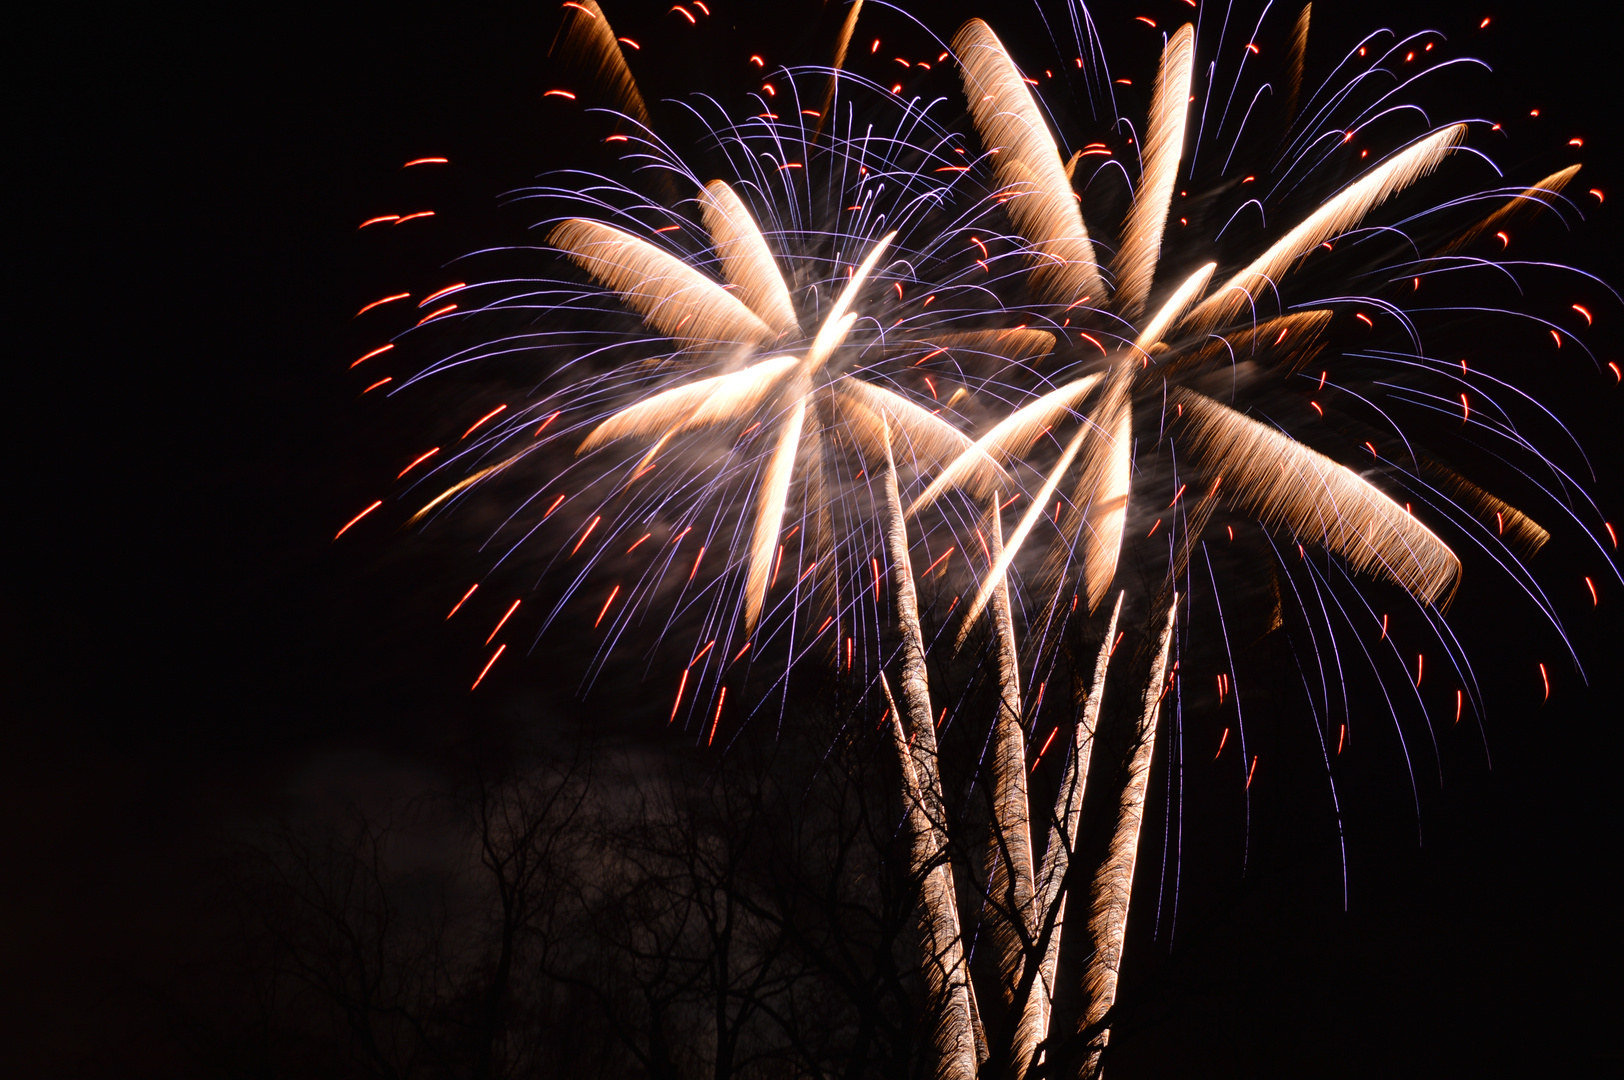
(1173, 388, 1462, 605)
(1433, 164, 1582, 258)
(698, 180, 801, 337)
(743, 389, 809, 632)
(1012, 590, 1124, 1078)
(1111, 25, 1196, 319)
(981, 502, 1036, 1018)
(815, 0, 863, 140)
(1181, 123, 1468, 331)
(548, 0, 650, 131)
(1133, 261, 1216, 355)
(1075, 592, 1179, 1079)
(549, 219, 777, 351)
(906, 373, 1103, 518)
(1285, 4, 1311, 126)
(1422, 461, 1549, 556)
(880, 432, 983, 1077)
(954, 19, 1106, 306)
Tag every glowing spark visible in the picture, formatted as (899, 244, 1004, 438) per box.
(486, 599, 521, 644)
(1246, 756, 1258, 788)
(543, 494, 566, 518)
(416, 303, 457, 325)
(1573, 304, 1593, 325)
(689, 544, 705, 580)
(669, 669, 689, 722)
(361, 378, 391, 394)
(1456, 690, 1463, 724)
(1585, 577, 1598, 605)
(570, 515, 600, 556)
(670, 6, 695, 26)
(334, 500, 382, 539)
(397, 447, 439, 478)
(1215, 727, 1229, 758)
(394, 211, 435, 224)
(1539, 662, 1550, 700)
(356, 292, 409, 316)
(446, 583, 478, 619)
(351, 344, 394, 368)
(403, 156, 448, 167)
(595, 585, 620, 627)
(1031, 726, 1059, 772)
(420, 283, 467, 306)
(471, 645, 506, 690)
(359, 215, 399, 228)
(708, 686, 727, 744)
(461, 404, 507, 439)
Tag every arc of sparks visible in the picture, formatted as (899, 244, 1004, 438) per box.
(1435, 164, 1582, 257)
(954, 19, 1106, 307)
(698, 180, 801, 337)
(1111, 24, 1196, 319)
(1182, 123, 1468, 330)
(1174, 388, 1462, 604)
(549, 0, 651, 130)
(1133, 261, 1216, 354)
(905, 373, 1104, 517)
(548, 219, 776, 351)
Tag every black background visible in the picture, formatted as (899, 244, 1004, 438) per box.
(9, 1, 1620, 1074)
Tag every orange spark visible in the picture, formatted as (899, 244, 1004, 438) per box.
(351, 344, 394, 368)
(570, 515, 600, 556)
(359, 215, 399, 228)
(543, 493, 566, 518)
(1355, 313, 1373, 328)
(669, 668, 689, 722)
(1030, 726, 1059, 773)
(1168, 484, 1186, 508)
(1573, 304, 1593, 325)
(708, 687, 727, 744)
(1214, 727, 1229, 759)
(356, 292, 410, 316)
(921, 547, 955, 576)
(628, 533, 651, 553)
(471, 645, 506, 690)
(397, 447, 440, 478)
(1246, 756, 1259, 788)
(1461, 393, 1470, 421)
(689, 546, 705, 580)
(670, 5, 695, 24)
(1455, 689, 1463, 724)
(403, 156, 448, 167)
(1415, 653, 1424, 687)
(1146, 518, 1162, 538)
(334, 500, 382, 539)
(416, 303, 457, 325)
(461, 404, 507, 440)
(816, 616, 834, 635)
(419, 283, 467, 307)
(618, 36, 639, 49)
(361, 377, 391, 394)
(1585, 577, 1598, 605)
(394, 211, 435, 224)
(1539, 662, 1550, 700)
(731, 642, 751, 663)
(544, 89, 577, 99)
(595, 585, 620, 627)
(486, 599, 521, 644)
(446, 583, 479, 619)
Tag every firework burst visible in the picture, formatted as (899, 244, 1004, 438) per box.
(341, 2, 1614, 1073)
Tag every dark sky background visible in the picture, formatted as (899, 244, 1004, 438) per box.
(9, 0, 1621, 1075)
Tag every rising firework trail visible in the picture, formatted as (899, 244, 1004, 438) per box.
(340, 2, 1615, 1074)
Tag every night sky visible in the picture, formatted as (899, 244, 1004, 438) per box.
(10, 1, 1621, 1075)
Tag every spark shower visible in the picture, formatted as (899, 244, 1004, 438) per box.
(336, 2, 1614, 1074)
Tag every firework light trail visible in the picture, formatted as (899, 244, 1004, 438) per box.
(337, 1, 1613, 1071)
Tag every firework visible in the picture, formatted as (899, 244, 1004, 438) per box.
(345, 2, 1612, 1074)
